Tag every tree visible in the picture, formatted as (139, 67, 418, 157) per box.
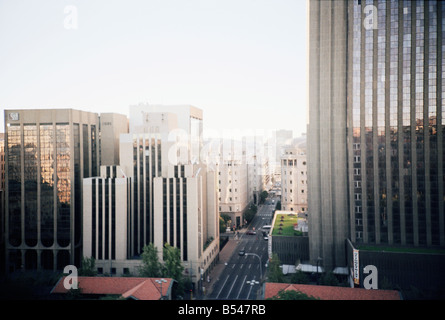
(267, 253, 284, 283)
(259, 191, 268, 204)
(268, 289, 319, 300)
(243, 204, 257, 224)
(163, 243, 186, 299)
(140, 243, 163, 277)
(291, 270, 310, 284)
(162, 243, 184, 282)
(79, 257, 97, 276)
(220, 214, 231, 233)
(319, 272, 339, 286)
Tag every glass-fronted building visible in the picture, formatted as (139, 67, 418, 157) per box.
(349, 0, 444, 247)
(308, 0, 445, 279)
(4, 109, 99, 272)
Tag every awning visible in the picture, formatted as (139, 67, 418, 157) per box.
(333, 267, 349, 275)
(296, 264, 325, 273)
(281, 264, 297, 274)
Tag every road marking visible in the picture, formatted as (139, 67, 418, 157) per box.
(226, 275, 238, 299)
(236, 275, 247, 299)
(246, 275, 256, 300)
(216, 274, 230, 299)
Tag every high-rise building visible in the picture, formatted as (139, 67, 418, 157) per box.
(281, 146, 307, 214)
(270, 129, 294, 183)
(83, 165, 133, 275)
(308, 0, 445, 289)
(0, 133, 5, 275)
(245, 135, 270, 205)
(4, 109, 99, 271)
(216, 138, 249, 229)
(84, 105, 219, 288)
(99, 113, 129, 166)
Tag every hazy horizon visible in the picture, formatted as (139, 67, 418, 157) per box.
(0, 0, 308, 138)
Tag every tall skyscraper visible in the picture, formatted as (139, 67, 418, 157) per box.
(307, 0, 349, 270)
(4, 109, 99, 271)
(86, 105, 219, 288)
(308, 0, 445, 279)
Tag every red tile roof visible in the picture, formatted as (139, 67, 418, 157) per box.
(51, 277, 173, 300)
(264, 283, 401, 300)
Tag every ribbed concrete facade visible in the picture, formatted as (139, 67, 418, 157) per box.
(307, 0, 349, 270)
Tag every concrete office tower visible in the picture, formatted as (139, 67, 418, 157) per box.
(129, 103, 203, 164)
(307, 0, 349, 270)
(119, 112, 176, 257)
(308, 0, 445, 272)
(0, 133, 5, 191)
(4, 109, 99, 272)
(217, 138, 249, 229)
(153, 163, 219, 282)
(281, 147, 307, 214)
(270, 129, 294, 183)
(0, 134, 4, 275)
(99, 113, 129, 166)
(244, 135, 268, 205)
(83, 165, 134, 275)
(117, 105, 219, 286)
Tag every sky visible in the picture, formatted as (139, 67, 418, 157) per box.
(0, 0, 308, 139)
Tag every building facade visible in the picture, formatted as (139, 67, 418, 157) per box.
(308, 0, 445, 276)
(281, 147, 307, 214)
(99, 113, 129, 166)
(83, 105, 219, 289)
(4, 109, 99, 271)
(217, 139, 249, 229)
(83, 165, 133, 275)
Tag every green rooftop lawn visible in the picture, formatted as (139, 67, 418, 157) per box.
(272, 214, 305, 237)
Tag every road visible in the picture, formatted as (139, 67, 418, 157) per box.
(207, 197, 277, 300)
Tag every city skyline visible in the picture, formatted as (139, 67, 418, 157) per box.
(2, 0, 445, 301)
(0, 0, 308, 139)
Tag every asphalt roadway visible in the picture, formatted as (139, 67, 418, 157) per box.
(202, 199, 277, 300)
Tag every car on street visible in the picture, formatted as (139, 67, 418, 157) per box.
(239, 248, 246, 256)
(264, 236, 269, 241)
(246, 230, 256, 235)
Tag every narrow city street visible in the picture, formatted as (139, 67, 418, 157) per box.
(204, 197, 277, 300)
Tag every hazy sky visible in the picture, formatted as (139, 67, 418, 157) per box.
(0, 0, 307, 138)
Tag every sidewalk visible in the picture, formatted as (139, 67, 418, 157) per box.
(202, 236, 240, 297)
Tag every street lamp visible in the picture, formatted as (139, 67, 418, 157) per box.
(155, 279, 167, 300)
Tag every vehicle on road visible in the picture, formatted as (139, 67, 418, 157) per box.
(239, 248, 246, 256)
(264, 236, 269, 241)
(246, 230, 256, 235)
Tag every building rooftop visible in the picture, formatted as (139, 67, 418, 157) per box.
(264, 283, 402, 300)
(271, 211, 307, 236)
(51, 276, 174, 300)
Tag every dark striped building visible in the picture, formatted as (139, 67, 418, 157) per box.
(308, 0, 445, 288)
